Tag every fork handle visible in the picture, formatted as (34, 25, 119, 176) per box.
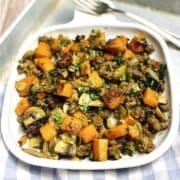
(112, 8, 180, 48)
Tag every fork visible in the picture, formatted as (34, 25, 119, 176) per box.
(74, 0, 180, 48)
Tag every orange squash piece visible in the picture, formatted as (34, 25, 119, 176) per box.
(61, 116, 83, 134)
(102, 89, 126, 109)
(143, 87, 159, 107)
(88, 71, 103, 88)
(15, 76, 39, 97)
(93, 139, 108, 161)
(79, 124, 99, 143)
(56, 83, 73, 97)
(35, 42, 51, 58)
(40, 123, 57, 142)
(105, 123, 128, 139)
(103, 53, 114, 61)
(81, 60, 91, 76)
(15, 98, 31, 116)
(34, 57, 55, 72)
(73, 111, 88, 127)
(124, 115, 137, 126)
(129, 34, 146, 54)
(123, 49, 134, 60)
(105, 36, 128, 55)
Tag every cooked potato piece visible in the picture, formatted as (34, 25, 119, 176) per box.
(56, 83, 73, 97)
(105, 36, 128, 55)
(15, 76, 39, 97)
(40, 123, 57, 142)
(35, 42, 51, 58)
(79, 124, 99, 143)
(88, 71, 103, 88)
(34, 58, 55, 72)
(105, 123, 128, 139)
(102, 89, 126, 109)
(15, 98, 31, 116)
(143, 87, 159, 107)
(61, 116, 83, 134)
(93, 139, 108, 161)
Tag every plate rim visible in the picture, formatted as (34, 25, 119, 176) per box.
(1, 22, 179, 170)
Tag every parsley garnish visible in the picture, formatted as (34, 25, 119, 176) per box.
(53, 112, 63, 126)
(77, 86, 88, 93)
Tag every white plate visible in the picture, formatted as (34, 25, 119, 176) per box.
(1, 23, 179, 170)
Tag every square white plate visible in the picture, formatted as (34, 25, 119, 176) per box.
(1, 23, 179, 169)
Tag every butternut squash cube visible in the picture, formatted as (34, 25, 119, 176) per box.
(56, 83, 73, 97)
(15, 76, 39, 97)
(34, 58, 55, 72)
(143, 87, 159, 107)
(40, 123, 57, 142)
(79, 124, 99, 143)
(73, 111, 88, 127)
(88, 71, 103, 88)
(81, 60, 91, 75)
(35, 42, 51, 58)
(61, 116, 83, 134)
(93, 139, 108, 161)
(15, 98, 31, 116)
(105, 123, 128, 139)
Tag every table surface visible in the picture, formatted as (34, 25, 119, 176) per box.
(0, 0, 30, 37)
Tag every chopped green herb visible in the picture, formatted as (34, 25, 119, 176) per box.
(114, 52, 124, 65)
(28, 86, 37, 104)
(69, 62, 81, 72)
(60, 39, 71, 46)
(53, 112, 63, 126)
(77, 86, 88, 93)
(89, 89, 100, 100)
(80, 104, 89, 112)
(139, 39, 148, 46)
(44, 72, 50, 79)
(121, 145, 135, 156)
(84, 53, 90, 59)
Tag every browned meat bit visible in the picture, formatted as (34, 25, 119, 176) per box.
(57, 52, 72, 68)
(98, 62, 114, 80)
(92, 115, 103, 127)
(147, 117, 161, 133)
(88, 29, 106, 48)
(76, 143, 92, 157)
(67, 102, 79, 115)
(98, 109, 111, 120)
(125, 96, 137, 108)
(131, 106, 145, 121)
(136, 136, 155, 153)
(108, 140, 121, 159)
(102, 89, 126, 109)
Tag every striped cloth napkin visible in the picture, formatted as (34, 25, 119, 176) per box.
(0, 48, 180, 180)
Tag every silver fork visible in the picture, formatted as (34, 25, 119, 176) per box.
(74, 0, 180, 48)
